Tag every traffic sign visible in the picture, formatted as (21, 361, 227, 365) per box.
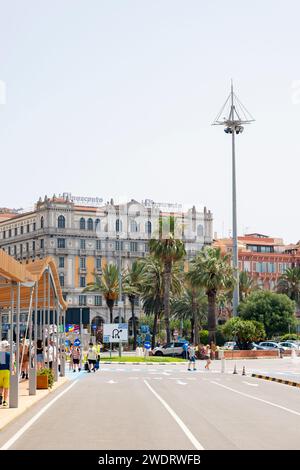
(92, 325, 97, 330)
(140, 325, 149, 334)
(183, 341, 189, 351)
(74, 338, 81, 347)
(144, 341, 151, 350)
(103, 323, 128, 343)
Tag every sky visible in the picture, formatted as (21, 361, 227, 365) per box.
(0, 0, 299, 243)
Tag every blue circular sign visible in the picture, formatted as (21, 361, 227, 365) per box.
(92, 325, 97, 330)
(183, 342, 189, 351)
(74, 338, 81, 347)
(144, 341, 151, 350)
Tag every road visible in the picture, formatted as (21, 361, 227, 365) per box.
(1, 361, 300, 450)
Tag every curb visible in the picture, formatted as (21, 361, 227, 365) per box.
(251, 373, 300, 388)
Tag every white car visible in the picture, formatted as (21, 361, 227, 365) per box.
(223, 341, 236, 350)
(152, 341, 187, 357)
(278, 341, 300, 350)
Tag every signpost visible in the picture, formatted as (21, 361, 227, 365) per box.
(144, 341, 151, 360)
(103, 324, 128, 343)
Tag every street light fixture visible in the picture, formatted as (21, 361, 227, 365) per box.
(213, 81, 255, 316)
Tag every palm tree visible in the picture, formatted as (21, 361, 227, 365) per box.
(277, 267, 300, 307)
(171, 287, 207, 343)
(188, 247, 235, 343)
(239, 271, 255, 302)
(123, 260, 144, 349)
(149, 216, 186, 343)
(84, 263, 119, 323)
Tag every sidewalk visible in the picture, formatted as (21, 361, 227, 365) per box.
(0, 375, 69, 431)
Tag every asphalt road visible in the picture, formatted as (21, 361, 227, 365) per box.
(1, 361, 300, 450)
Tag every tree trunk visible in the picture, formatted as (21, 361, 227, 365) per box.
(152, 310, 159, 350)
(190, 317, 194, 343)
(207, 290, 217, 344)
(129, 295, 137, 351)
(163, 261, 172, 343)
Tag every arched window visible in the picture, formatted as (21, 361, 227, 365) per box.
(95, 218, 101, 230)
(91, 316, 104, 331)
(40, 217, 44, 229)
(145, 221, 152, 234)
(58, 215, 65, 229)
(130, 220, 138, 232)
(87, 218, 93, 231)
(80, 218, 86, 230)
(116, 219, 122, 232)
(59, 274, 64, 287)
(197, 224, 204, 237)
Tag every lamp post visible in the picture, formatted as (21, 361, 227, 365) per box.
(117, 234, 123, 358)
(213, 81, 255, 316)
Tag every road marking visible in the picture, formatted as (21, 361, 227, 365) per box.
(243, 381, 258, 387)
(211, 381, 300, 417)
(0, 380, 79, 450)
(128, 377, 139, 380)
(176, 380, 187, 385)
(107, 380, 117, 384)
(143, 380, 204, 450)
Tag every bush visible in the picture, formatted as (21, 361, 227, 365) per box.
(37, 368, 54, 389)
(280, 333, 300, 341)
(199, 330, 209, 345)
(223, 317, 266, 350)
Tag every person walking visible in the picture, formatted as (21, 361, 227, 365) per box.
(187, 344, 197, 371)
(20, 339, 29, 379)
(36, 339, 44, 371)
(71, 346, 81, 372)
(210, 341, 217, 361)
(204, 344, 212, 370)
(87, 342, 97, 372)
(0, 340, 11, 407)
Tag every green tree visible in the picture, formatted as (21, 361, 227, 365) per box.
(171, 287, 207, 343)
(239, 271, 256, 302)
(84, 264, 119, 323)
(277, 267, 300, 307)
(188, 247, 235, 343)
(123, 260, 144, 349)
(239, 290, 296, 337)
(149, 216, 186, 343)
(223, 317, 266, 350)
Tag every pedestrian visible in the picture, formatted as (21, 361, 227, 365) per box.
(210, 341, 217, 361)
(36, 339, 44, 370)
(68, 343, 73, 371)
(204, 344, 212, 370)
(0, 340, 11, 407)
(187, 344, 197, 371)
(87, 342, 97, 372)
(71, 346, 81, 372)
(20, 339, 29, 379)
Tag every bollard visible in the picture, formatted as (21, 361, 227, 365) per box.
(233, 363, 238, 374)
(242, 365, 246, 376)
(219, 349, 225, 373)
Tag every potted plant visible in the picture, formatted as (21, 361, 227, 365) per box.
(37, 368, 54, 389)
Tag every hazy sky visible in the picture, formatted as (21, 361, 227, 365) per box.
(0, 1, 299, 243)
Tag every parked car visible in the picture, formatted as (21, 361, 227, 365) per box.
(251, 342, 268, 350)
(223, 341, 236, 350)
(152, 341, 187, 357)
(278, 341, 300, 350)
(259, 341, 286, 352)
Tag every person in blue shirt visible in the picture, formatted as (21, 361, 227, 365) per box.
(0, 340, 11, 407)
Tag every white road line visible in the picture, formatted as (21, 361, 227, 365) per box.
(143, 379, 204, 450)
(0, 380, 79, 450)
(242, 381, 258, 387)
(211, 381, 300, 417)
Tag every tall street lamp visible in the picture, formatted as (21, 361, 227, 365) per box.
(213, 81, 255, 316)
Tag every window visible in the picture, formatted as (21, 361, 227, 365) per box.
(96, 257, 101, 271)
(79, 295, 87, 306)
(40, 217, 44, 229)
(33, 222, 36, 231)
(59, 257, 64, 268)
(268, 262, 275, 273)
(87, 218, 93, 231)
(27, 224, 30, 233)
(80, 239, 86, 250)
(145, 243, 149, 252)
(95, 219, 101, 231)
(96, 239, 101, 250)
(244, 261, 251, 272)
(26, 242, 29, 252)
(80, 257, 86, 269)
(197, 224, 204, 237)
(145, 221, 152, 234)
(57, 238, 66, 249)
(20, 226, 23, 235)
(58, 215, 65, 229)
(80, 218, 86, 230)
(130, 220, 138, 232)
(40, 239, 44, 249)
(130, 241, 138, 252)
(59, 274, 64, 287)
(116, 240, 124, 251)
(3, 231, 5, 239)
(80, 276, 86, 288)
(20, 244, 23, 254)
(32, 241, 35, 252)
(116, 219, 122, 232)
(9, 229, 11, 238)
(13, 245, 17, 255)
(8, 247, 11, 255)
(95, 295, 102, 306)
(14, 227, 18, 236)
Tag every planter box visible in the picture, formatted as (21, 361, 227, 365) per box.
(223, 350, 279, 359)
(37, 375, 49, 389)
